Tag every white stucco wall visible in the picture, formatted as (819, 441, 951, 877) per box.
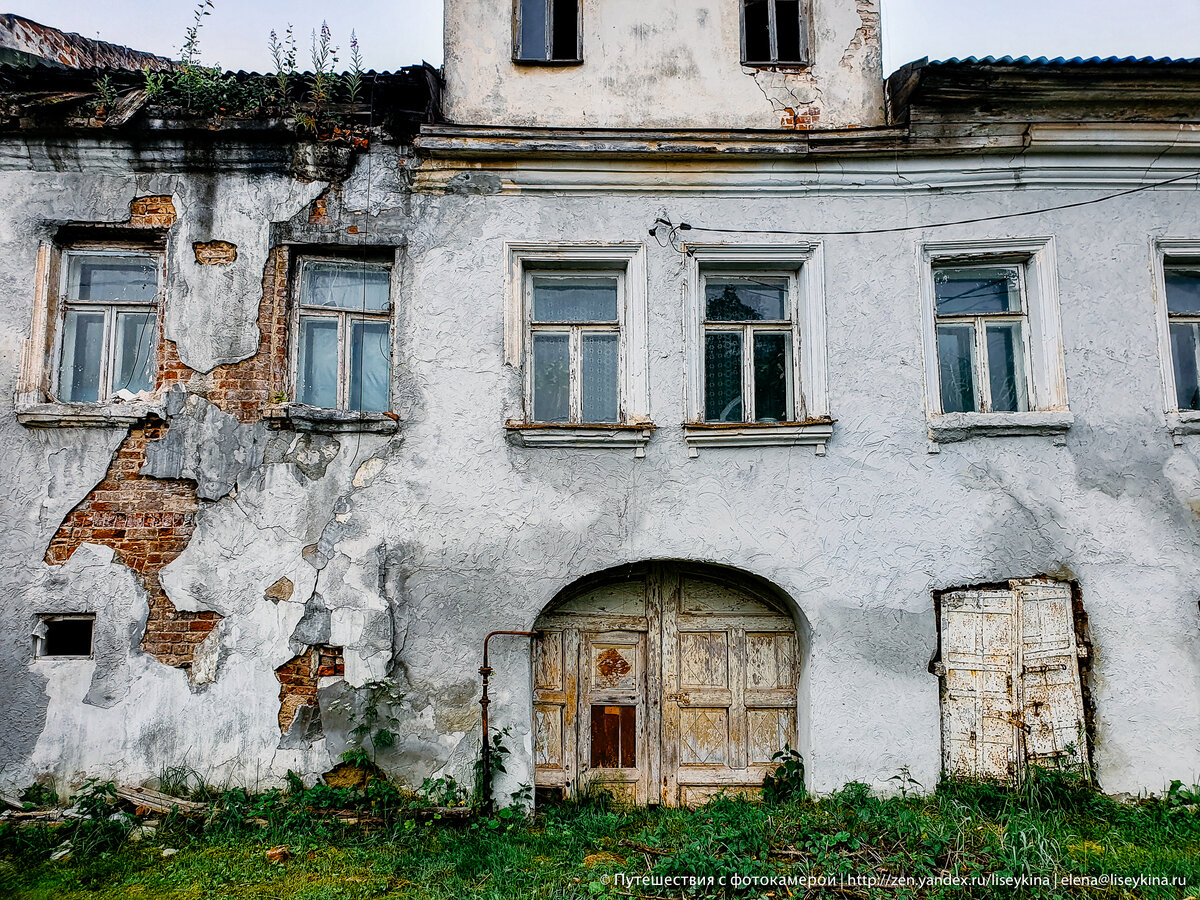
(442, 0, 886, 130)
(0, 141, 1199, 802)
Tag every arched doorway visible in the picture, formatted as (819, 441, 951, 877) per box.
(532, 562, 802, 806)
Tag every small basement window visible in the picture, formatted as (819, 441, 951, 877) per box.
(35, 615, 95, 658)
(516, 0, 581, 63)
(590, 705, 636, 768)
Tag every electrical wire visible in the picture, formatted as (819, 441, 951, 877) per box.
(648, 168, 1200, 243)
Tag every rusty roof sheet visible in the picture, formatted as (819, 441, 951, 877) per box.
(0, 13, 173, 71)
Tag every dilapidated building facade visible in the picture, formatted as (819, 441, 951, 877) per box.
(1, 1, 1199, 805)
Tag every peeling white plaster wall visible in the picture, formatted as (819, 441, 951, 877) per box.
(442, 0, 885, 129)
(0, 145, 1199, 802)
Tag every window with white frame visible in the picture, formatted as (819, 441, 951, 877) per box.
(505, 244, 649, 448)
(932, 263, 1031, 414)
(741, 0, 809, 66)
(515, 0, 580, 63)
(293, 258, 392, 413)
(1161, 260, 1200, 411)
(685, 245, 830, 451)
(920, 239, 1070, 441)
(56, 250, 160, 403)
(702, 274, 797, 423)
(527, 272, 622, 424)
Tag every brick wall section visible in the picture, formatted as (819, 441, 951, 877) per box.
(44, 207, 292, 668)
(276, 646, 345, 732)
(44, 420, 220, 668)
(781, 106, 821, 129)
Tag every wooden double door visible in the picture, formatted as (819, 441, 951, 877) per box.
(533, 564, 799, 806)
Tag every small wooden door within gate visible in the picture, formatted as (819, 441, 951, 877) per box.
(533, 565, 799, 806)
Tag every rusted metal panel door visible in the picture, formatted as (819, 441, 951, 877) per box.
(1015, 580, 1089, 770)
(940, 589, 1019, 779)
(666, 576, 797, 806)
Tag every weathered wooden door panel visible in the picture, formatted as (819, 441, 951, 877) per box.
(938, 579, 1088, 781)
(535, 566, 800, 807)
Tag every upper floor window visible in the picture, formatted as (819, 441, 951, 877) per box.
(1162, 262, 1200, 411)
(702, 275, 796, 423)
(57, 250, 160, 403)
(516, 0, 581, 63)
(920, 239, 1071, 443)
(293, 258, 392, 413)
(933, 264, 1030, 414)
(742, 0, 809, 66)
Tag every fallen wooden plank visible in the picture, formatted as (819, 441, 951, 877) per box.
(115, 785, 205, 816)
(1, 794, 24, 810)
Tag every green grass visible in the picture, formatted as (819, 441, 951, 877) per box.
(2, 771, 1198, 899)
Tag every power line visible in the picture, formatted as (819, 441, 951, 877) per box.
(650, 169, 1200, 241)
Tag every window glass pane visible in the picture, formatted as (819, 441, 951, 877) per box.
(753, 332, 791, 422)
(937, 323, 976, 413)
(349, 320, 390, 412)
(69, 255, 157, 303)
(60, 309, 105, 402)
(934, 266, 1021, 315)
(581, 332, 619, 423)
(743, 0, 771, 60)
(1171, 322, 1200, 410)
(303, 261, 390, 312)
(111, 311, 155, 395)
(985, 323, 1026, 412)
(532, 276, 618, 322)
(297, 316, 339, 408)
(532, 332, 570, 422)
(705, 277, 788, 321)
(551, 0, 578, 59)
(1165, 267, 1200, 315)
(519, 0, 549, 59)
(705, 331, 743, 422)
(775, 0, 803, 62)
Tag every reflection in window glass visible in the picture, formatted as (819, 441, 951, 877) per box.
(1165, 267, 1200, 315)
(1166, 266, 1200, 411)
(985, 323, 1026, 412)
(581, 333, 619, 423)
(61, 309, 105, 402)
(705, 278, 787, 321)
(111, 311, 155, 394)
(69, 255, 157, 303)
(297, 317, 339, 408)
(753, 332, 790, 422)
(1171, 322, 1200, 411)
(349, 320, 390, 412)
(937, 324, 976, 414)
(532, 332, 570, 422)
(533, 277, 618, 322)
(304, 262, 390, 311)
(934, 266, 1021, 315)
(705, 332, 743, 422)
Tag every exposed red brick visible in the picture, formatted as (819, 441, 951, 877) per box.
(275, 645, 344, 732)
(128, 196, 177, 228)
(192, 240, 238, 266)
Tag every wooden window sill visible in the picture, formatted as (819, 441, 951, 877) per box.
(506, 422, 654, 453)
(264, 403, 399, 435)
(682, 419, 833, 454)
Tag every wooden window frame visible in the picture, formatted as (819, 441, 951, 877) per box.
(289, 256, 395, 414)
(740, 0, 812, 67)
(930, 261, 1034, 416)
(513, 0, 583, 65)
(1152, 240, 1200, 440)
(683, 244, 830, 454)
(505, 243, 651, 452)
(919, 238, 1072, 445)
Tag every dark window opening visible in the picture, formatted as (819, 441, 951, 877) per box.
(518, 0, 580, 62)
(742, 0, 807, 65)
(590, 705, 636, 768)
(38, 616, 95, 657)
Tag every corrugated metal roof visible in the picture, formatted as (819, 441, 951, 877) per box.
(0, 13, 172, 71)
(928, 55, 1200, 67)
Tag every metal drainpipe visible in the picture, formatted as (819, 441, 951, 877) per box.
(479, 630, 537, 813)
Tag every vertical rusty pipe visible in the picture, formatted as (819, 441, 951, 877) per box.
(480, 630, 537, 812)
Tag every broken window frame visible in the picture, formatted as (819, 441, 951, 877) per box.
(505, 243, 651, 451)
(290, 256, 394, 414)
(51, 247, 163, 405)
(740, 0, 811, 67)
(931, 261, 1034, 415)
(514, 0, 582, 64)
(920, 238, 1071, 442)
(33, 614, 96, 659)
(683, 244, 831, 453)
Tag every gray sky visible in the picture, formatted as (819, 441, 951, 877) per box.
(10, 0, 1200, 75)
